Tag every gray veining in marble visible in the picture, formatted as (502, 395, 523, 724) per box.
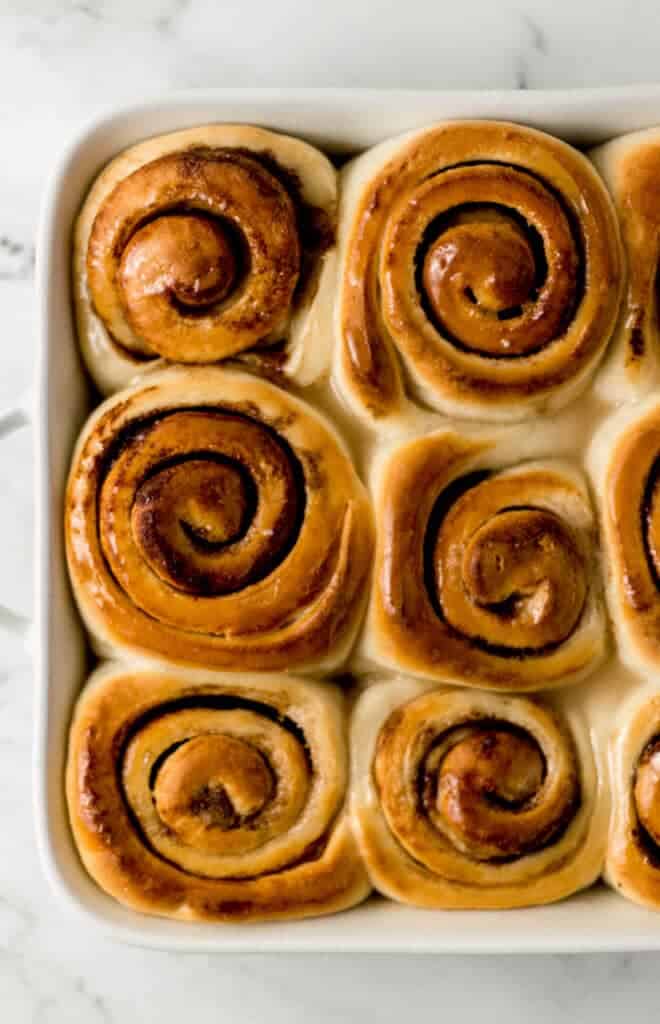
(3, 1, 660, 1020)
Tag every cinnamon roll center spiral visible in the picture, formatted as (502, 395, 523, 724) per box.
(398, 165, 581, 360)
(121, 701, 315, 873)
(100, 409, 304, 603)
(422, 726, 554, 860)
(154, 734, 274, 847)
(135, 458, 252, 544)
(422, 214, 539, 354)
(374, 694, 580, 871)
(430, 479, 586, 652)
(119, 214, 239, 353)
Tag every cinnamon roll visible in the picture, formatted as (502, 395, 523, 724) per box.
(588, 396, 660, 676)
(332, 120, 622, 424)
(351, 678, 607, 909)
(74, 125, 336, 394)
(590, 128, 660, 399)
(65, 366, 373, 672)
(363, 428, 605, 691)
(66, 663, 369, 922)
(606, 684, 660, 911)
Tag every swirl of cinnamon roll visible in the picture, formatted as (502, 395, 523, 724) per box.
(363, 429, 605, 690)
(351, 679, 607, 909)
(591, 128, 660, 399)
(604, 685, 660, 911)
(65, 366, 373, 672)
(588, 396, 660, 676)
(332, 120, 622, 423)
(66, 664, 370, 922)
(74, 125, 336, 394)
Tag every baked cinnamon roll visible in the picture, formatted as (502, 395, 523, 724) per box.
(66, 663, 369, 922)
(65, 366, 373, 672)
(351, 679, 607, 909)
(588, 396, 660, 676)
(606, 684, 660, 911)
(363, 428, 605, 690)
(74, 125, 336, 394)
(331, 120, 622, 424)
(591, 128, 660, 399)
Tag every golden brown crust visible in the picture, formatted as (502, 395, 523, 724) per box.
(588, 397, 660, 676)
(363, 428, 605, 691)
(333, 120, 622, 424)
(605, 685, 660, 911)
(66, 663, 370, 922)
(74, 125, 337, 395)
(65, 366, 373, 672)
(351, 679, 608, 909)
(590, 128, 660, 399)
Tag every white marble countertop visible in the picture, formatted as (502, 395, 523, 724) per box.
(4, 1, 660, 1020)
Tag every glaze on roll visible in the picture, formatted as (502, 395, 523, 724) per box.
(331, 120, 622, 424)
(66, 664, 370, 922)
(362, 428, 605, 691)
(65, 366, 373, 672)
(351, 679, 607, 909)
(604, 684, 660, 911)
(74, 125, 337, 394)
(588, 396, 660, 676)
(591, 128, 660, 399)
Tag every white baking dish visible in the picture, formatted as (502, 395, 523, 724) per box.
(34, 86, 660, 953)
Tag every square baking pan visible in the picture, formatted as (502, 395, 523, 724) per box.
(34, 86, 660, 952)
